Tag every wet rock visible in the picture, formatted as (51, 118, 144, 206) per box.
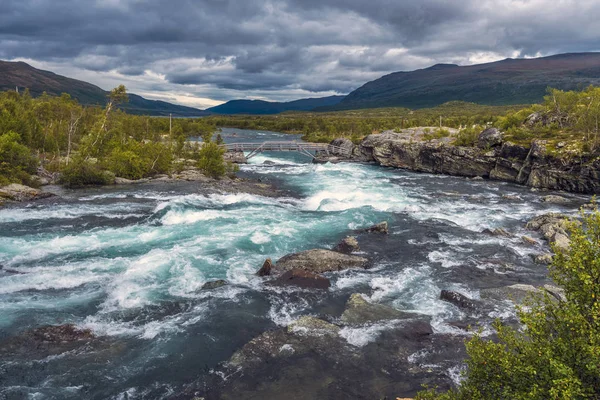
(201, 280, 228, 290)
(332, 236, 360, 254)
(340, 293, 411, 324)
(480, 284, 542, 305)
(364, 221, 389, 234)
(0, 184, 53, 202)
(521, 236, 538, 246)
(257, 258, 273, 276)
(223, 150, 248, 164)
(440, 290, 477, 309)
(534, 253, 553, 265)
(275, 249, 369, 274)
(288, 316, 341, 335)
(477, 127, 504, 149)
(482, 227, 512, 238)
(502, 194, 521, 201)
(542, 195, 570, 204)
(268, 269, 331, 290)
(544, 284, 566, 302)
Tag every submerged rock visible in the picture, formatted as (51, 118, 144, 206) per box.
(521, 236, 539, 246)
(480, 284, 542, 305)
(541, 195, 570, 204)
(275, 249, 369, 274)
(257, 258, 273, 276)
(364, 221, 389, 234)
(268, 269, 331, 290)
(439, 290, 477, 309)
(201, 280, 228, 290)
(340, 293, 410, 324)
(482, 227, 512, 238)
(332, 236, 360, 254)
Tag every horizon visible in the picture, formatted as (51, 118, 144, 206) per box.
(2, 0, 600, 109)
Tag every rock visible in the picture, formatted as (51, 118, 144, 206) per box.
(543, 284, 566, 302)
(364, 221, 389, 234)
(534, 254, 553, 265)
(340, 294, 411, 324)
(328, 138, 356, 157)
(257, 258, 273, 276)
(482, 227, 512, 237)
(288, 316, 340, 335)
(0, 324, 95, 358)
(480, 284, 542, 304)
(0, 184, 53, 202)
(275, 249, 369, 274)
(526, 213, 568, 231)
(522, 236, 539, 246)
(525, 112, 543, 126)
(477, 127, 504, 149)
(223, 151, 248, 164)
(268, 269, 331, 290)
(332, 236, 359, 254)
(439, 290, 477, 309)
(552, 232, 571, 252)
(502, 194, 521, 201)
(201, 280, 228, 290)
(542, 195, 570, 204)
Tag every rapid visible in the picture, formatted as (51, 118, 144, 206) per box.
(0, 128, 588, 399)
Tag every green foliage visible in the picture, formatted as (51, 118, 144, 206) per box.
(417, 207, 600, 400)
(453, 125, 483, 146)
(59, 157, 115, 188)
(197, 141, 226, 179)
(0, 131, 38, 185)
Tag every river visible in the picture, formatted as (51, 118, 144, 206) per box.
(0, 128, 588, 399)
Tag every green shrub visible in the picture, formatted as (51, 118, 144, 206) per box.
(197, 141, 226, 178)
(106, 149, 145, 180)
(59, 158, 115, 188)
(0, 131, 38, 185)
(453, 126, 482, 147)
(417, 206, 600, 400)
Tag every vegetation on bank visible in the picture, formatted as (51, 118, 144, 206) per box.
(207, 101, 523, 144)
(417, 207, 600, 399)
(0, 87, 229, 187)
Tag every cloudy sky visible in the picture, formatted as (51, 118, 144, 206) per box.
(1, 0, 599, 109)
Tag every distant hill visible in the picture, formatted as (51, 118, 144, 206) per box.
(207, 95, 345, 115)
(0, 60, 208, 117)
(328, 53, 600, 110)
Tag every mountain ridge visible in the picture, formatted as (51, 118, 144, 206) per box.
(207, 95, 345, 115)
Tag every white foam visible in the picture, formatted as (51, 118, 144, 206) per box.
(339, 321, 399, 347)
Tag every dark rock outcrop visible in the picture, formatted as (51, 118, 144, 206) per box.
(257, 258, 273, 276)
(440, 290, 477, 309)
(332, 236, 360, 254)
(353, 131, 600, 194)
(201, 280, 228, 290)
(364, 221, 389, 234)
(268, 269, 331, 290)
(275, 249, 369, 274)
(340, 294, 412, 324)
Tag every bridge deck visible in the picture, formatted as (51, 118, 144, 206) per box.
(222, 141, 351, 159)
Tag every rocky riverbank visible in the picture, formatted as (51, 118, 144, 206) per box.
(316, 128, 600, 194)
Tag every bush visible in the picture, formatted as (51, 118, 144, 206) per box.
(59, 158, 115, 188)
(0, 131, 38, 185)
(106, 149, 145, 180)
(417, 206, 600, 400)
(197, 141, 226, 179)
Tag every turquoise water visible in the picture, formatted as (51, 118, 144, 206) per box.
(0, 129, 586, 399)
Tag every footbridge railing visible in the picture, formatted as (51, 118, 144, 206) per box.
(222, 141, 352, 159)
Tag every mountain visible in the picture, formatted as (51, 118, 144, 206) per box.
(207, 95, 345, 115)
(0, 60, 208, 117)
(330, 53, 600, 110)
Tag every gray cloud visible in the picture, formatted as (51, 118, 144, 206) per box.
(1, 0, 599, 108)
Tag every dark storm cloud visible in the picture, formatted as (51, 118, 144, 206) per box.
(1, 0, 599, 106)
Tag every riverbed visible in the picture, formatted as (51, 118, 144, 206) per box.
(0, 128, 589, 399)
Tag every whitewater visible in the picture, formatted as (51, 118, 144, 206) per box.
(0, 129, 587, 399)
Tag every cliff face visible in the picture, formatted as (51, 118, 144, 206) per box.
(327, 131, 600, 194)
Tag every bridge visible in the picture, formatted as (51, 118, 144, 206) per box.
(222, 141, 352, 160)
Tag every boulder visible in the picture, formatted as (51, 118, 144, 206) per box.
(521, 236, 539, 246)
(275, 249, 369, 274)
(440, 290, 477, 309)
(364, 221, 389, 234)
(482, 227, 512, 238)
(268, 269, 331, 290)
(223, 151, 248, 164)
(542, 195, 570, 204)
(0, 184, 53, 202)
(340, 294, 411, 324)
(332, 236, 359, 254)
(534, 254, 553, 265)
(480, 284, 542, 305)
(288, 316, 340, 335)
(552, 232, 571, 252)
(201, 280, 228, 290)
(477, 128, 503, 149)
(328, 138, 356, 157)
(256, 258, 273, 276)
